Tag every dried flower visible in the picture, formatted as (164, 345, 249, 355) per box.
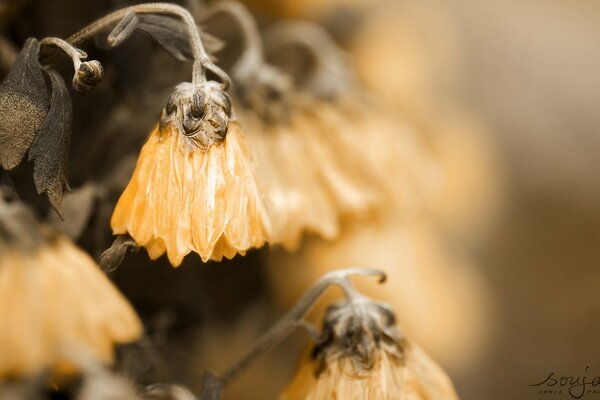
(280, 295, 459, 400)
(262, 21, 438, 222)
(265, 217, 492, 369)
(0, 202, 142, 378)
(111, 82, 271, 265)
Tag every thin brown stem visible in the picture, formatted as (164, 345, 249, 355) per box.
(199, 1, 263, 83)
(65, 3, 229, 87)
(40, 37, 87, 71)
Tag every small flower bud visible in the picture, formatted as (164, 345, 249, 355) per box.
(73, 60, 104, 93)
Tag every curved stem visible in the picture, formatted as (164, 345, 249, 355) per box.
(40, 37, 86, 71)
(264, 21, 353, 98)
(265, 21, 345, 72)
(199, 1, 263, 83)
(66, 3, 227, 87)
(219, 268, 386, 386)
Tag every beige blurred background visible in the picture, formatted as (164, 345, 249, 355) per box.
(361, 0, 600, 398)
(450, 1, 600, 398)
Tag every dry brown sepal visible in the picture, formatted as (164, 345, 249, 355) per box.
(0, 235, 142, 378)
(111, 123, 272, 266)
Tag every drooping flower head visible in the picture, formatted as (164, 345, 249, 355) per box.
(0, 199, 142, 379)
(281, 290, 459, 400)
(111, 80, 271, 266)
(99, 4, 273, 266)
(265, 21, 439, 220)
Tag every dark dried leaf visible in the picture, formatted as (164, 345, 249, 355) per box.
(99, 234, 138, 272)
(0, 38, 50, 170)
(28, 69, 72, 216)
(98, 14, 223, 61)
(134, 15, 223, 61)
(136, 14, 193, 62)
(107, 12, 139, 47)
(46, 183, 98, 240)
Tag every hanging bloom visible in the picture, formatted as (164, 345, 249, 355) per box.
(242, 109, 339, 250)
(261, 21, 440, 224)
(265, 216, 491, 370)
(111, 82, 271, 266)
(0, 202, 142, 378)
(289, 106, 381, 220)
(280, 295, 459, 400)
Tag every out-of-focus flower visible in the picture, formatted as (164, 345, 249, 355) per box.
(297, 100, 438, 218)
(265, 217, 492, 371)
(241, 109, 340, 250)
(236, 20, 437, 253)
(0, 202, 142, 378)
(111, 82, 271, 265)
(280, 293, 458, 400)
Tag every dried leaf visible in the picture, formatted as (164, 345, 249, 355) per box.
(135, 15, 222, 61)
(0, 38, 50, 170)
(46, 183, 98, 240)
(99, 234, 138, 273)
(107, 12, 140, 47)
(28, 69, 72, 216)
(136, 14, 193, 61)
(99, 14, 222, 61)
